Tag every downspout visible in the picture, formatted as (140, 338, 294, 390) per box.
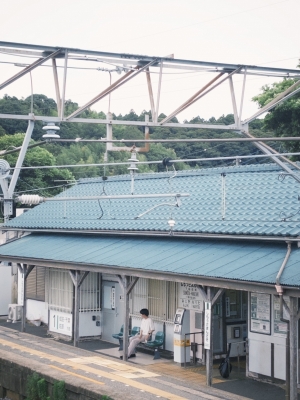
(275, 241, 292, 400)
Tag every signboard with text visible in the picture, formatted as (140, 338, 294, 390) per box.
(273, 295, 289, 336)
(204, 302, 211, 349)
(179, 283, 203, 311)
(250, 293, 271, 335)
(49, 310, 72, 336)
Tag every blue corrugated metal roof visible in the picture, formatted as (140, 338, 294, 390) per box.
(3, 163, 300, 237)
(0, 233, 298, 287)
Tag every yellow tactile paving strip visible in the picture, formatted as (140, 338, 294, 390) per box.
(145, 362, 224, 385)
(0, 338, 187, 400)
(69, 356, 159, 379)
(50, 365, 105, 385)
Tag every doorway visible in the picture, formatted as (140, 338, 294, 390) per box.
(101, 281, 124, 342)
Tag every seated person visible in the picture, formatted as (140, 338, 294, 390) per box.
(120, 308, 155, 359)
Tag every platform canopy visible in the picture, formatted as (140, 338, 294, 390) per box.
(1, 232, 300, 296)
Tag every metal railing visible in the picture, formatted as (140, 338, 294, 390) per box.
(184, 331, 204, 367)
(227, 339, 247, 377)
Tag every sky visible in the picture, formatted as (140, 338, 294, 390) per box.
(0, 0, 299, 122)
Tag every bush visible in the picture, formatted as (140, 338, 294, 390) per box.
(52, 380, 66, 400)
(26, 372, 40, 400)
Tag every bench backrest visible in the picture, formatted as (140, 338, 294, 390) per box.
(131, 326, 140, 336)
(154, 331, 164, 344)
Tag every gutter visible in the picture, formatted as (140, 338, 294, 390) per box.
(275, 242, 292, 295)
(2, 228, 300, 243)
(275, 241, 292, 400)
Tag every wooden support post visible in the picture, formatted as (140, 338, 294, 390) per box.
(117, 275, 139, 361)
(18, 264, 34, 333)
(205, 287, 224, 387)
(289, 297, 298, 400)
(74, 271, 80, 347)
(206, 287, 213, 386)
(123, 276, 130, 361)
(21, 264, 26, 333)
(69, 270, 89, 347)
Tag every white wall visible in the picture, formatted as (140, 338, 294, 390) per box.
(79, 311, 101, 337)
(248, 337, 272, 376)
(248, 293, 287, 380)
(0, 265, 12, 315)
(26, 299, 48, 324)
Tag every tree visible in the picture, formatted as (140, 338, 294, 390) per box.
(0, 134, 74, 197)
(252, 78, 300, 155)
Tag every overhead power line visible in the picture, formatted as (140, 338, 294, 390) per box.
(56, 137, 300, 144)
(6, 151, 300, 171)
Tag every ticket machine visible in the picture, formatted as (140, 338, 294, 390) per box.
(173, 308, 190, 365)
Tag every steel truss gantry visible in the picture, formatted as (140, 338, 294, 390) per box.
(1, 41, 300, 219)
(0, 41, 300, 129)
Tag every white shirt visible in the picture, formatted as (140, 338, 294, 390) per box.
(140, 317, 155, 336)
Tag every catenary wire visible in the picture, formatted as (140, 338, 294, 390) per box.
(6, 151, 300, 171)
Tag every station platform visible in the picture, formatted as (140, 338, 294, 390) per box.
(0, 318, 296, 400)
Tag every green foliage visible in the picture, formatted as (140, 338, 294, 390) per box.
(25, 373, 49, 400)
(26, 372, 40, 400)
(0, 134, 74, 197)
(253, 78, 300, 156)
(52, 380, 66, 400)
(37, 379, 48, 400)
(0, 94, 271, 189)
(24, 373, 115, 400)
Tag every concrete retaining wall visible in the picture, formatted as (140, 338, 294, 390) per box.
(0, 357, 113, 400)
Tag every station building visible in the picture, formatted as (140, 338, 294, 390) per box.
(0, 163, 300, 391)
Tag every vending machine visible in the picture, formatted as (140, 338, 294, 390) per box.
(173, 308, 190, 365)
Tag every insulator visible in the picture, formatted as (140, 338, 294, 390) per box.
(17, 194, 42, 205)
(128, 149, 139, 172)
(0, 159, 10, 179)
(42, 122, 60, 139)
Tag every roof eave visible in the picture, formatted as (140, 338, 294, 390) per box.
(1, 254, 299, 296)
(2, 227, 300, 243)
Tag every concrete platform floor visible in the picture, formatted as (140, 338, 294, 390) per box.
(0, 318, 297, 400)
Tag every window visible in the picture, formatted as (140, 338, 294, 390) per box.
(26, 266, 45, 301)
(79, 272, 101, 312)
(48, 269, 101, 313)
(225, 290, 247, 321)
(48, 269, 73, 313)
(132, 278, 178, 321)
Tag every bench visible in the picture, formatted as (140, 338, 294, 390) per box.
(112, 326, 140, 351)
(112, 325, 124, 350)
(141, 331, 165, 360)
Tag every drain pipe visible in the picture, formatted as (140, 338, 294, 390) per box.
(275, 241, 292, 400)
